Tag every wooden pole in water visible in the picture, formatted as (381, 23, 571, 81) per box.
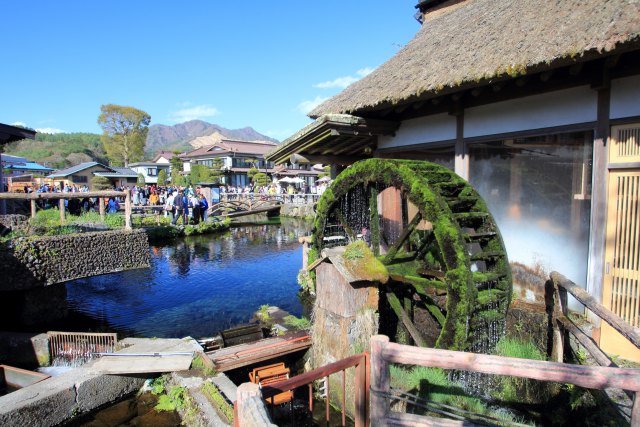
(31, 199, 37, 218)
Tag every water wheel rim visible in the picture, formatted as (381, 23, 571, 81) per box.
(311, 159, 512, 353)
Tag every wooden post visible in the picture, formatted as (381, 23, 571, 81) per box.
(354, 353, 368, 427)
(124, 190, 132, 230)
(632, 392, 640, 427)
(370, 335, 390, 425)
(59, 199, 65, 225)
(99, 197, 105, 222)
(30, 199, 37, 218)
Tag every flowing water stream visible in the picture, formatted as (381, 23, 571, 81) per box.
(61, 218, 312, 339)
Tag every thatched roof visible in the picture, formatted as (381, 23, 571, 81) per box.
(310, 0, 640, 117)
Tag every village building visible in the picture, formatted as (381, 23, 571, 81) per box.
(127, 161, 170, 184)
(267, 0, 640, 360)
(180, 139, 278, 188)
(48, 162, 138, 189)
(152, 150, 176, 164)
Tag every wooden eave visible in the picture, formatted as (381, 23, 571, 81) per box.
(266, 117, 399, 165)
(0, 123, 36, 145)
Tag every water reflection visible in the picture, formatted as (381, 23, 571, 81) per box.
(65, 218, 312, 338)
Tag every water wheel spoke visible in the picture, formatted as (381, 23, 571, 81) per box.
(383, 212, 423, 265)
(386, 292, 428, 347)
(333, 208, 357, 242)
(313, 159, 511, 355)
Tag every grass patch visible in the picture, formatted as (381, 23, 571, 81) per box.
(491, 337, 554, 404)
(202, 381, 234, 424)
(283, 315, 311, 330)
(391, 365, 527, 425)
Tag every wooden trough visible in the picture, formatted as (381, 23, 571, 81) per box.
(207, 330, 311, 372)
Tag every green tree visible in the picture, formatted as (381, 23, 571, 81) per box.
(170, 155, 184, 185)
(190, 160, 224, 184)
(137, 173, 146, 185)
(97, 104, 151, 167)
(252, 172, 270, 189)
(91, 175, 112, 190)
(157, 169, 167, 186)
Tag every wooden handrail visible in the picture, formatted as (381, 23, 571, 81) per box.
(0, 190, 127, 200)
(370, 335, 640, 426)
(551, 271, 640, 349)
(235, 352, 369, 427)
(0, 190, 132, 230)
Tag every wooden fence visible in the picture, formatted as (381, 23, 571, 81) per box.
(0, 190, 132, 230)
(370, 334, 640, 426)
(234, 352, 369, 427)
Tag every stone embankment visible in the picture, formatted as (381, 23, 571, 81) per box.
(280, 204, 315, 218)
(0, 229, 150, 290)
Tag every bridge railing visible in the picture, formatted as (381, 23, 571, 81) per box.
(220, 193, 320, 205)
(0, 190, 132, 230)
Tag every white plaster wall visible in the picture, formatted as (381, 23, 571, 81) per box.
(611, 75, 640, 119)
(464, 86, 597, 138)
(378, 113, 456, 149)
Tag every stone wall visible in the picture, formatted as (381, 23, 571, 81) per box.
(0, 229, 150, 291)
(280, 204, 315, 218)
(0, 214, 30, 234)
(310, 262, 378, 417)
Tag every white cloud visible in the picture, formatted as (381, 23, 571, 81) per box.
(313, 66, 375, 89)
(356, 67, 374, 77)
(263, 128, 294, 141)
(297, 96, 330, 114)
(168, 104, 219, 123)
(10, 121, 28, 127)
(36, 127, 66, 134)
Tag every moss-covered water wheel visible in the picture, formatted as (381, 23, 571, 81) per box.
(311, 159, 511, 354)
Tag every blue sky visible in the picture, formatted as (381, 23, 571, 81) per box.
(2, 1, 419, 141)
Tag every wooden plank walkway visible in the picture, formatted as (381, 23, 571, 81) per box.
(206, 331, 311, 372)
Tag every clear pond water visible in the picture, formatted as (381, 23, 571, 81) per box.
(63, 218, 312, 338)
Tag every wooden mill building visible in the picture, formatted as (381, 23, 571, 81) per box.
(267, 0, 640, 360)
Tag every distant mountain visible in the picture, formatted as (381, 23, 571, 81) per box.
(145, 120, 279, 155)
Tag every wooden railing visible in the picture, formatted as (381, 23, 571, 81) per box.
(234, 352, 369, 427)
(0, 190, 132, 230)
(548, 269, 640, 420)
(221, 193, 320, 205)
(370, 334, 640, 426)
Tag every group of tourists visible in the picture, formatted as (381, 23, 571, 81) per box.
(163, 189, 209, 225)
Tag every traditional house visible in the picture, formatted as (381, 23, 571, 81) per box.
(180, 139, 278, 188)
(267, 0, 640, 360)
(48, 162, 138, 189)
(127, 161, 170, 184)
(152, 150, 176, 164)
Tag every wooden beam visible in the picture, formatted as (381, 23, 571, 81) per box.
(378, 339, 640, 392)
(569, 62, 584, 76)
(386, 292, 427, 347)
(557, 316, 617, 368)
(471, 87, 484, 97)
(540, 70, 554, 82)
(289, 153, 365, 165)
(552, 272, 640, 349)
(383, 212, 422, 264)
